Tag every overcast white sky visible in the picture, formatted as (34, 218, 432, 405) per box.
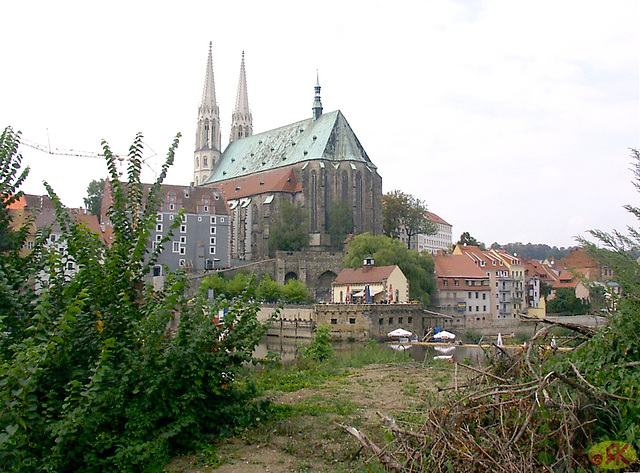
(1, 0, 638, 248)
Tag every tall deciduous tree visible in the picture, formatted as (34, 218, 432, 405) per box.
(343, 233, 436, 304)
(382, 190, 436, 249)
(269, 200, 309, 254)
(83, 178, 105, 222)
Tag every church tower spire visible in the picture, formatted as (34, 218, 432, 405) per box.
(312, 70, 323, 120)
(229, 51, 253, 144)
(193, 42, 221, 186)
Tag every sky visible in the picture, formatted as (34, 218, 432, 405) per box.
(1, 0, 638, 249)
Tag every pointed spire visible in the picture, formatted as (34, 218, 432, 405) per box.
(201, 41, 217, 108)
(229, 51, 253, 143)
(312, 70, 323, 120)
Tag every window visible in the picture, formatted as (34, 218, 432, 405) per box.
(388, 317, 393, 325)
(483, 305, 487, 311)
(379, 318, 384, 326)
(67, 262, 74, 270)
(50, 234, 56, 242)
(27, 241, 34, 250)
(179, 236, 186, 244)
(156, 213, 163, 222)
(180, 225, 187, 233)
(156, 224, 162, 232)
(209, 247, 216, 254)
(172, 241, 180, 253)
(179, 259, 185, 267)
(468, 292, 472, 299)
(169, 215, 174, 220)
(454, 280, 459, 286)
(203, 205, 209, 213)
(408, 317, 413, 324)
(220, 217, 224, 222)
(468, 306, 472, 312)
(210, 237, 216, 245)
(156, 234, 163, 242)
(443, 280, 448, 286)
(482, 293, 486, 300)
(331, 318, 337, 325)
(210, 216, 216, 224)
(198, 216, 202, 222)
(398, 317, 403, 324)
(349, 318, 356, 325)
(210, 227, 216, 234)
(179, 246, 186, 255)
(169, 204, 175, 211)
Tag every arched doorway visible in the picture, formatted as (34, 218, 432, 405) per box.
(316, 270, 337, 302)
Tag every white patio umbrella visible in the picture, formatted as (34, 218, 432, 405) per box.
(433, 330, 456, 340)
(387, 328, 413, 338)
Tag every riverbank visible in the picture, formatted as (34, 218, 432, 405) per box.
(165, 349, 465, 472)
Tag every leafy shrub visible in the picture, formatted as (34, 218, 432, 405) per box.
(0, 131, 270, 472)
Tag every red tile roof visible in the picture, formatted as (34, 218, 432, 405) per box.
(333, 265, 398, 285)
(218, 167, 302, 200)
(434, 253, 488, 278)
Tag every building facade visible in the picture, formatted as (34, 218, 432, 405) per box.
(196, 45, 383, 261)
(399, 211, 453, 254)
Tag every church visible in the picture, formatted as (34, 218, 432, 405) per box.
(194, 43, 383, 262)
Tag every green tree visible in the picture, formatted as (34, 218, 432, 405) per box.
(546, 287, 590, 315)
(256, 274, 283, 303)
(382, 190, 436, 249)
(0, 132, 271, 472)
(343, 233, 436, 304)
(269, 200, 309, 253)
(282, 278, 309, 303)
(457, 231, 486, 250)
(83, 178, 106, 222)
(327, 200, 353, 250)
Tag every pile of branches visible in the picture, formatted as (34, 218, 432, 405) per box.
(341, 322, 637, 472)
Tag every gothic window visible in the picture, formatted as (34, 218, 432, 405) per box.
(355, 172, 363, 232)
(341, 171, 349, 201)
(204, 119, 210, 147)
(310, 170, 318, 232)
(196, 157, 200, 169)
(203, 157, 208, 168)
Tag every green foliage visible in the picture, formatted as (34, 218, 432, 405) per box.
(282, 278, 309, 303)
(327, 200, 353, 250)
(490, 241, 573, 261)
(382, 190, 436, 249)
(269, 200, 309, 253)
(456, 231, 485, 250)
(256, 274, 283, 303)
(343, 233, 436, 304)
(547, 287, 590, 315)
(300, 325, 333, 363)
(83, 178, 105, 222)
(0, 132, 271, 472)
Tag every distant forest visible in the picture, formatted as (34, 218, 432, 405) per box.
(489, 242, 576, 261)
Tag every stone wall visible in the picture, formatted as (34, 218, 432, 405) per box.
(315, 303, 439, 342)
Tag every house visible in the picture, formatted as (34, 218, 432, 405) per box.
(195, 44, 383, 261)
(100, 182, 231, 277)
(331, 257, 408, 304)
(432, 253, 491, 328)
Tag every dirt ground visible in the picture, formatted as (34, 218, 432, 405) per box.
(165, 361, 459, 473)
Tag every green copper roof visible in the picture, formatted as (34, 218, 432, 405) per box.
(203, 110, 375, 184)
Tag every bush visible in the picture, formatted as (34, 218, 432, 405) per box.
(0, 131, 270, 472)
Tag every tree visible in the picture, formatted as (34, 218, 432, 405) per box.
(343, 233, 436, 304)
(256, 274, 283, 303)
(83, 178, 105, 222)
(269, 200, 309, 253)
(327, 200, 353, 250)
(546, 287, 590, 315)
(282, 278, 309, 303)
(457, 231, 485, 250)
(382, 190, 436, 249)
